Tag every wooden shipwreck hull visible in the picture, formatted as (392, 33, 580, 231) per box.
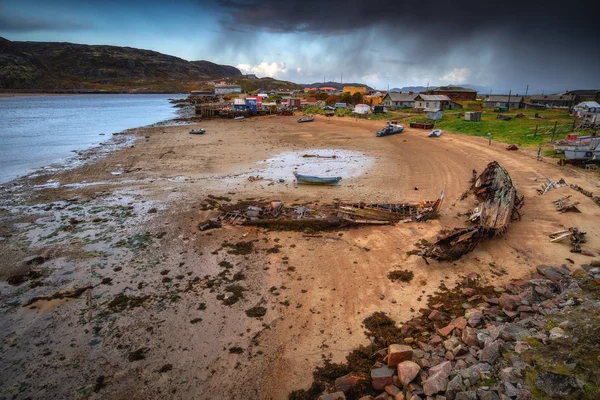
(422, 162, 521, 260)
(218, 192, 444, 231)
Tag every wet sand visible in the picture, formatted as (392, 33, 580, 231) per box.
(1, 114, 600, 399)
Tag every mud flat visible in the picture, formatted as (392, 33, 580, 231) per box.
(1, 114, 600, 399)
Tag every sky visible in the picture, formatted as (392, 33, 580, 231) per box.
(1, 0, 599, 93)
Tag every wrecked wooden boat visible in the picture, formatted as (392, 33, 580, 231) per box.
(215, 193, 445, 231)
(294, 172, 342, 185)
(337, 191, 444, 223)
(421, 161, 522, 260)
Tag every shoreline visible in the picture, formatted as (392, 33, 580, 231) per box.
(1, 114, 600, 399)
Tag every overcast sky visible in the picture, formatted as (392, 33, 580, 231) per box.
(1, 0, 598, 93)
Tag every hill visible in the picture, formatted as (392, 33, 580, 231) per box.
(300, 81, 373, 91)
(0, 37, 241, 92)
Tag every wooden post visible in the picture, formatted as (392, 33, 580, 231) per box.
(534, 124, 538, 137)
(572, 118, 576, 132)
(551, 121, 558, 142)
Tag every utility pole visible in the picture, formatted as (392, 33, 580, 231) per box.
(341, 72, 343, 84)
(525, 85, 529, 98)
(507, 90, 512, 110)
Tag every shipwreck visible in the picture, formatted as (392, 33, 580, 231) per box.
(421, 162, 523, 261)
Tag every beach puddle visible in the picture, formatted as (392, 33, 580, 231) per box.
(257, 149, 374, 181)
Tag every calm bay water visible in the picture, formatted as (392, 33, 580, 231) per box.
(0, 94, 183, 183)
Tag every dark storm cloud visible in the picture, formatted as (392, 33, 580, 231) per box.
(214, 0, 600, 90)
(0, 11, 92, 32)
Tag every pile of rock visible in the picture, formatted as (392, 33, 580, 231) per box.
(314, 264, 597, 400)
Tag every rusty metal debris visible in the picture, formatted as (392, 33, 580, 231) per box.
(506, 144, 519, 151)
(421, 161, 523, 260)
(212, 192, 444, 231)
(553, 196, 581, 213)
(537, 178, 567, 195)
(549, 227, 587, 253)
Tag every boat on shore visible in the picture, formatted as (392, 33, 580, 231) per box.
(564, 138, 600, 162)
(298, 117, 314, 123)
(428, 129, 442, 137)
(553, 134, 594, 153)
(376, 121, 405, 137)
(189, 129, 206, 134)
(293, 172, 342, 185)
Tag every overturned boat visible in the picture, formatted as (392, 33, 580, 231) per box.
(428, 129, 442, 138)
(189, 129, 206, 134)
(298, 117, 315, 123)
(293, 172, 342, 185)
(377, 121, 405, 137)
(563, 138, 600, 162)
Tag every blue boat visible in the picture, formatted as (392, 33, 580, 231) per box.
(293, 172, 342, 185)
(376, 122, 405, 137)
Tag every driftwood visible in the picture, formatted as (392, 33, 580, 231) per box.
(549, 227, 587, 253)
(537, 178, 567, 195)
(553, 196, 581, 213)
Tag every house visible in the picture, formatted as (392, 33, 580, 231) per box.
(382, 93, 417, 110)
(215, 84, 242, 95)
(426, 109, 443, 120)
(353, 104, 371, 114)
(287, 98, 301, 108)
(414, 95, 460, 110)
(483, 95, 524, 109)
(529, 94, 577, 109)
(464, 112, 482, 122)
(242, 74, 257, 79)
(563, 90, 599, 101)
(573, 101, 600, 125)
(189, 89, 215, 98)
(318, 86, 338, 92)
(342, 86, 367, 95)
(427, 85, 477, 101)
(334, 102, 347, 109)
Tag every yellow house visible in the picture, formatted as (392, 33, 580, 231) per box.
(342, 85, 367, 95)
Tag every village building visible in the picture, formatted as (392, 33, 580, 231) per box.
(382, 93, 418, 109)
(427, 85, 477, 101)
(414, 94, 462, 111)
(342, 85, 367, 95)
(215, 84, 242, 95)
(189, 89, 215, 99)
(483, 95, 524, 109)
(529, 94, 577, 109)
(573, 101, 600, 125)
(563, 90, 600, 101)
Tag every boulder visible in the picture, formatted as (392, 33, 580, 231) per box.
(335, 373, 365, 393)
(498, 294, 520, 311)
(453, 317, 467, 330)
(445, 375, 463, 400)
(536, 265, 570, 282)
(372, 366, 395, 390)
(475, 389, 500, 400)
(422, 361, 452, 396)
(454, 391, 477, 400)
(549, 327, 567, 340)
(397, 361, 421, 386)
(388, 344, 414, 367)
(480, 341, 501, 363)
(461, 327, 478, 347)
(535, 372, 583, 398)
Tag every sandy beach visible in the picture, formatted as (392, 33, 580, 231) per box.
(1, 114, 600, 399)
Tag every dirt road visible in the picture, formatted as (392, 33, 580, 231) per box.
(1, 114, 599, 399)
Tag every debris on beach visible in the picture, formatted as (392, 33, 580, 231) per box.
(553, 196, 581, 213)
(537, 178, 567, 195)
(570, 183, 600, 206)
(211, 193, 445, 231)
(549, 227, 587, 253)
(505, 144, 519, 151)
(421, 161, 523, 261)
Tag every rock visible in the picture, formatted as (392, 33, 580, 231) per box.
(461, 327, 479, 347)
(388, 344, 414, 367)
(319, 392, 346, 400)
(462, 272, 480, 288)
(375, 394, 392, 400)
(467, 311, 484, 328)
(430, 335, 443, 345)
(498, 294, 520, 311)
(479, 341, 501, 363)
(536, 265, 570, 281)
(454, 392, 477, 400)
(535, 372, 583, 398)
(498, 381, 519, 398)
(359, 397, 376, 400)
(385, 385, 405, 400)
(397, 361, 421, 386)
(549, 327, 567, 340)
(438, 323, 455, 337)
(422, 361, 452, 396)
(335, 373, 365, 393)
(498, 367, 519, 384)
(429, 310, 447, 321)
(443, 337, 460, 351)
(475, 389, 500, 400)
(515, 389, 533, 400)
(453, 317, 467, 330)
(372, 366, 396, 390)
(446, 375, 463, 400)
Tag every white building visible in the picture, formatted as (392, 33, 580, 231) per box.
(414, 94, 454, 110)
(382, 93, 417, 109)
(573, 101, 600, 125)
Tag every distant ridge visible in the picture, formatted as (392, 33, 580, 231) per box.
(299, 81, 374, 91)
(0, 37, 242, 92)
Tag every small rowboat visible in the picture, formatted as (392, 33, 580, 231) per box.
(189, 129, 206, 134)
(376, 122, 405, 137)
(234, 116, 245, 120)
(293, 172, 342, 185)
(298, 117, 315, 123)
(428, 129, 442, 137)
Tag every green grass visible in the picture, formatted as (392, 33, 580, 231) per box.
(404, 108, 582, 147)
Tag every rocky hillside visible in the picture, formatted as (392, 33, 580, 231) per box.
(0, 37, 241, 92)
